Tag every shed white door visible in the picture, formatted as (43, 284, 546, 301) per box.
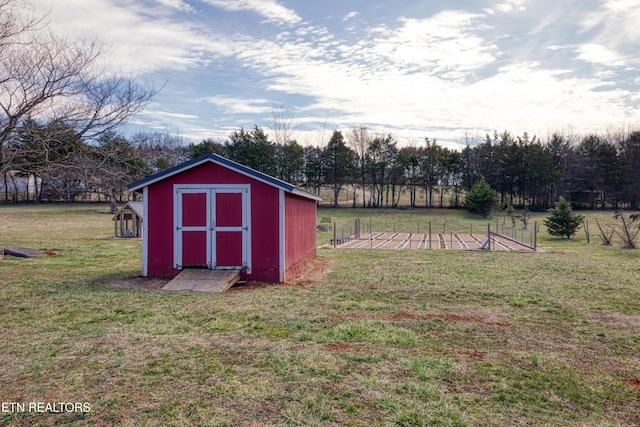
(174, 186, 251, 271)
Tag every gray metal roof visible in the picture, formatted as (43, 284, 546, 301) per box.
(126, 201, 144, 219)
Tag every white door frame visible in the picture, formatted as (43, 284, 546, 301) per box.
(173, 184, 251, 272)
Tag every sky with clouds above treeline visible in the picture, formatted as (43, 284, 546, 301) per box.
(28, 0, 640, 148)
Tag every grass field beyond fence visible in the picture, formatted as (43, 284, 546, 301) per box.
(1, 204, 639, 426)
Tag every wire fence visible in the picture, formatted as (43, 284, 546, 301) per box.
(319, 216, 538, 251)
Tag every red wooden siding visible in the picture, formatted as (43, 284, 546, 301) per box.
(284, 193, 317, 281)
(145, 161, 281, 281)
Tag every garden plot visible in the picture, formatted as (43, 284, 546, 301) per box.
(330, 232, 536, 252)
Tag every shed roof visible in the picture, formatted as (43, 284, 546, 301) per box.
(111, 201, 144, 220)
(126, 201, 144, 218)
(128, 153, 322, 202)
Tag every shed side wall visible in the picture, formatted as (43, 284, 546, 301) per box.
(284, 193, 317, 281)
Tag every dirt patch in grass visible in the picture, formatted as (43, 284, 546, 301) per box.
(101, 258, 335, 293)
(432, 348, 488, 360)
(622, 379, 640, 391)
(229, 257, 335, 293)
(286, 257, 335, 287)
(321, 342, 372, 355)
(334, 311, 509, 328)
(591, 313, 640, 332)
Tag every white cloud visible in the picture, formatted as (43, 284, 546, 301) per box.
(343, 11, 359, 21)
(222, 11, 500, 133)
(456, 62, 633, 134)
(155, 0, 194, 12)
(227, 5, 639, 141)
(581, 0, 640, 64)
(29, 0, 236, 74)
(575, 44, 627, 67)
(201, 0, 301, 25)
(146, 110, 200, 120)
(371, 12, 496, 79)
(495, 0, 529, 13)
(204, 96, 273, 114)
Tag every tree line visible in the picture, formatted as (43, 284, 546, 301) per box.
(195, 124, 640, 211)
(5, 120, 640, 212)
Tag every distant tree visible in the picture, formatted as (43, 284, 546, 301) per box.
(616, 131, 640, 209)
(574, 135, 620, 209)
(276, 140, 304, 183)
(443, 149, 463, 207)
(397, 145, 420, 207)
(347, 125, 371, 207)
(267, 104, 296, 147)
(366, 134, 397, 207)
(464, 177, 498, 218)
(544, 197, 584, 239)
(186, 138, 225, 159)
(546, 131, 576, 203)
(226, 126, 276, 175)
(15, 119, 86, 202)
(522, 139, 558, 209)
(324, 130, 354, 207)
(420, 137, 444, 208)
(85, 133, 147, 212)
(303, 145, 324, 195)
(131, 131, 188, 173)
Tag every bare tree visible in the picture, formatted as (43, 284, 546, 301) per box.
(347, 125, 371, 207)
(267, 104, 296, 146)
(130, 131, 188, 174)
(612, 212, 640, 249)
(0, 0, 156, 200)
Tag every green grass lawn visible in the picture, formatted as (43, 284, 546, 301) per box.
(1, 204, 639, 426)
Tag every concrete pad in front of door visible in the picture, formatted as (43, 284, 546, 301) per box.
(163, 269, 241, 293)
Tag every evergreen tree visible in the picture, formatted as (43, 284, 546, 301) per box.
(544, 197, 585, 239)
(226, 126, 276, 175)
(324, 130, 354, 207)
(464, 177, 498, 217)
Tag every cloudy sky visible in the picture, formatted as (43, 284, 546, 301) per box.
(30, 0, 640, 147)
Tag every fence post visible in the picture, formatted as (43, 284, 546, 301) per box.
(429, 221, 432, 250)
(487, 223, 491, 250)
(585, 219, 590, 244)
(333, 222, 337, 248)
(534, 220, 537, 251)
(370, 217, 373, 249)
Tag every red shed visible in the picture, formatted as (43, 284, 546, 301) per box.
(127, 153, 321, 282)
